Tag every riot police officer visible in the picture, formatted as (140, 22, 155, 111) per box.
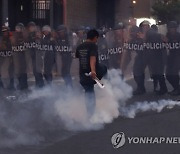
(146, 28, 167, 95)
(0, 26, 14, 89)
(34, 27, 45, 87)
(12, 23, 28, 90)
(108, 23, 125, 69)
(41, 25, 55, 85)
(55, 25, 73, 87)
(26, 22, 44, 88)
(76, 26, 86, 46)
(124, 25, 146, 95)
(166, 21, 180, 95)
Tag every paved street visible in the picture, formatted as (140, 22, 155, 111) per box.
(0, 77, 180, 154)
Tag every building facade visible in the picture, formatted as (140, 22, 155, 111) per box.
(0, 0, 155, 30)
(65, 0, 97, 29)
(1, 0, 63, 30)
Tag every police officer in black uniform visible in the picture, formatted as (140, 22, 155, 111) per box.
(166, 21, 180, 95)
(34, 28, 45, 87)
(0, 26, 14, 89)
(26, 22, 44, 88)
(150, 24, 159, 91)
(41, 25, 55, 85)
(76, 26, 86, 46)
(132, 21, 150, 95)
(146, 28, 167, 95)
(108, 23, 125, 69)
(12, 23, 28, 90)
(55, 25, 73, 88)
(125, 25, 146, 95)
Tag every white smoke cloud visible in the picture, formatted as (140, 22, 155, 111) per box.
(90, 69, 132, 124)
(120, 100, 180, 119)
(0, 69, 132, 147)
(54, 69, 133, 131)
(1, 69, 179, 148)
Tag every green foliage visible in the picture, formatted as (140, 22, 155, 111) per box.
(152, 0, 180, 24)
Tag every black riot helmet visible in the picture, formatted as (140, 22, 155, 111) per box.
(114, 22, 125, 30)
(57, 25, 69, 40)
(27, 21, 36, 27)
(15, 23, 25, 32)
(139, 20, 150, 33)
(167, 21, 178, 29)
(27, 21, 36, 33)
(57, 25, 67, 32)
(77, 26, 86, 39)
(167, 21, 178, 35)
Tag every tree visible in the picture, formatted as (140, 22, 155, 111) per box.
(152, 0, 180, 24)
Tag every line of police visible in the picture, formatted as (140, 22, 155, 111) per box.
(0, 21, 180, 95)
(94, 20, 180, 96)
(123, 21, 180, 96)
(0, 22, 75, 90)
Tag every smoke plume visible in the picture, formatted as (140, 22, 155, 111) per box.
(0, 69, 132, 147)
(120, 100, 180, 119)
(2, 69, 179, 148)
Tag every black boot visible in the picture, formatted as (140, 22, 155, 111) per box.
(44, 74, 52, 85)
(166, 75, 180, 96)
(21, 73, 28, 90)
(18, 74, 28, 90)
(133, 75, 146, 95)
(0, 77, 4, 89)
(7, 78, 15, 90)
(169, 89, 180, 96)
(63, 74, 73, 88)
(156, 75, 167, 95)
(152, 75, 159, 92)
(35, 73, 44, 88)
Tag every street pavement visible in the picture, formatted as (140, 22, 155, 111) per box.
(0, 77, 180, 154)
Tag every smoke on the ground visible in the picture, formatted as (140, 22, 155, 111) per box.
(0, 69, 132, 147)
(120, 100, 180, 118)
(1, 69, 180, 148)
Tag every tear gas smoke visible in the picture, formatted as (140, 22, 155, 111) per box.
(1, 69, 179, 148)
(120, 100, 180, 119)
(0, 69, 132, 147)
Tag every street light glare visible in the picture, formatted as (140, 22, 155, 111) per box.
(133, 1, 136, 4)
